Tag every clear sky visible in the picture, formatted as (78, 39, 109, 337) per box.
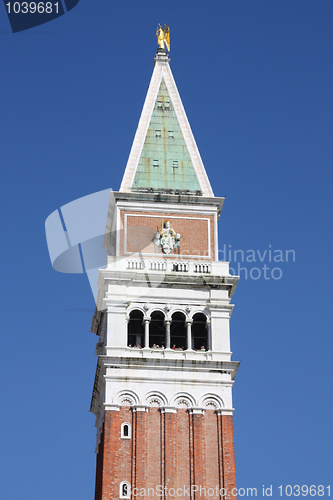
(0, 1, 332, 499)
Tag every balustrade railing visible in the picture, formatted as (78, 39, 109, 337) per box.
(107, 256, 229, 275)
(125, 259, 211, 274)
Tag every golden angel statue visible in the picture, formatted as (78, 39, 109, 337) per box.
(156, 24, 170, 52)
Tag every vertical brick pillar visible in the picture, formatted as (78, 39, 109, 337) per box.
(101, 408, 120, 500)
(217, 412, 224, 499)
(220, 413, 237, 500)
(161, 408, 177, 498)
(132, 406, 148, 494)
(146, 407, 162, 491)
(190, 409, 206, 500)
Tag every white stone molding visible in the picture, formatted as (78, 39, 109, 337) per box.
(132, 405, 149, 413)
(160, 406, 177, 414)
(188, 408, 205, 415)
(146, 307, 166, 317)
(188, 309, 209, 321)
(104, 404, 120, 411)
(216, 408, 235, 416)
(126, 304, 211, 323)
(145, 391, 168, 407)
(172, 392, 196, 409)
(127, 304, 145, 316)
(114, 390, 139, 406)
(199, 393, 225, 410)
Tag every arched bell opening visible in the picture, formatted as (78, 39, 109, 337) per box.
(127, 310, 144, 347)
(149, 311, 165, 348)
(170, 312, 187, 350)
(192, 313, 208, 351)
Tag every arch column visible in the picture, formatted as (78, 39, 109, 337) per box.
(186, 319, 193, 351)
(143, 317, 150, 348)
(165, 319, 171, 349)
(206, 318, 211, 351)
(125, 315, 129, 347)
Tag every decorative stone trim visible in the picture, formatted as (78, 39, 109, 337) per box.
(199, 393, 224, 410)
(172, 392, 196, 409)
(104, 404, 120, 411)
(175, 399, 190, 408)
(132, 405, 149, 412)
(216, 408, 235, 416)
(114, 390, 139, 407)
(120, 397, 136, 406)
(145, 391, 168, 407)
(160, 406, 177, 414)
(188, 407, 205, 415)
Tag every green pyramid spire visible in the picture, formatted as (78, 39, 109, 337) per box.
(132, 79, 201, 192)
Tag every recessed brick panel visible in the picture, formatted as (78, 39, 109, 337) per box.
(119, 211, 215, 260)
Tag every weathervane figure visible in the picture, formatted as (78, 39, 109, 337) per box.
(156, 24, 170, 52)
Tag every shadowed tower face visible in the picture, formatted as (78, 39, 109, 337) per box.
(91, 38, 239, 500)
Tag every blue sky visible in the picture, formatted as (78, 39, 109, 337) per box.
(0, 1, 332, 499)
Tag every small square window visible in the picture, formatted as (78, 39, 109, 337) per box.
(155, 130, 161, 138)
(168, 131, 174, 138)
(173, 161, 178, 168)
(153, 160, 159, 167)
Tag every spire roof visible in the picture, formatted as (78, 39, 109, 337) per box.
(120, 50, 214, 197)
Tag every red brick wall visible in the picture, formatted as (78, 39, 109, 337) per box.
(95, 409, 236, 500)
(119, 211, 215, 260)
(221, 415, 237, 500)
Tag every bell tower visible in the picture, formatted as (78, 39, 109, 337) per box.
(90, 36, 239, 500)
